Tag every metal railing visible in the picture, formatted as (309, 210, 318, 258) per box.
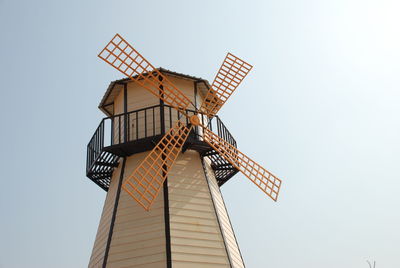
(86, 121, 104, 172)
(87, 104, 237, 172)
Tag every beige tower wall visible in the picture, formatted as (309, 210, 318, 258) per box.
(115, 74, 197, 114)
(89, 152, 168, 268)
(204, 159, 245, 268)
(89, 150, 245, 268)
(88, 162, 124, 267)
(168, 150, 244, 268)
(106, 152, 167, 268)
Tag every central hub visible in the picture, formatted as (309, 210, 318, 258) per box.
(189, 115, 200, 126)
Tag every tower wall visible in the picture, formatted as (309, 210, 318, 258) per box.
(204, 159, 245, 268)
(88, 150, 245, 267)
(106, 152, 167, 267)
(168, 151, 231, 267)
(89, 152, 167, 268)
(88, 163, 123, 267)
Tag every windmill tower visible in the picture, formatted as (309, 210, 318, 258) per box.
(86, 34, 282, 268)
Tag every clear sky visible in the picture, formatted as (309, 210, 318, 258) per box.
(0, 0, 399, 267)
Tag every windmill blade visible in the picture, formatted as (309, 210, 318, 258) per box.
(200, 53, 253, 118)
(202, 126, 281, 201)
(122, 121, 193, 211)
(98, 33, 195, 114)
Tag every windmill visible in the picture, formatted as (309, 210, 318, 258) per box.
(87, 33, 282, 267)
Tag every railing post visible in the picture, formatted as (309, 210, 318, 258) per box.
(159, 76, 165, 135)
(123, 83, 128, 143)
(136, 112, 138, 140)
(144, 109, 147, 137)
(127, 113, 130, 142)
(101, 120, 104, 150)
(118, 116, 121, 144)
(153, 107, 156, 136)
(111, 117, 114, 145)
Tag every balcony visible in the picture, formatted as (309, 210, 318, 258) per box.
(86, 104, 238, 191)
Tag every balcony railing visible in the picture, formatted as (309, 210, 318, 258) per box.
(86, 104, 238, 189)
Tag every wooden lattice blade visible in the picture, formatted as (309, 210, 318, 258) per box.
(122, 121, 193, 210)
(98, 33, 194, 115)
(202, 126, 281, 201)
(200, 53, 253, 118)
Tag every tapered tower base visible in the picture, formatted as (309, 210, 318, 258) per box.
(88, 150, 244, 268)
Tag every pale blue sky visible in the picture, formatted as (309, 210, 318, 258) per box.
(0, 0, 399, 267)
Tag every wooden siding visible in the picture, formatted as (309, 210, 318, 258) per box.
(113, 74, 197, 115)
(204, 158, 245, 268)
(111, 75, 198, 142)
(164, 76, 196, 133)
(113, 84, 124, 115)
(105, 152, 167, 268)
(89, 150, 243, 268)
(88, 162, 123, 268)
(113, 89, 125, 144)
(126, 80, 160, 112)
(168, 150, 231, 268)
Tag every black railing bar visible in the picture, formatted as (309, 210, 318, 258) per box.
(160, 107, 163, 135)
(152, 107, 155, 136)
(127, 114, 131, 142)
(93, 132, 97, 157)
(136, 111, 138, 140)
(107, 104, 161, 120)
(112, 118, 116, 146)
(118, 116, 121, 144)
(144, 109, 147, 137)
(87, 118, 105, 147)
(121, 114, 124, 144)
(101, 121, 104, 149)
(217, 118, 221, 138)
(101, 104, 209, 126)
(222, 123, 227, 143)
(185, 110, 189, 125)
(96, 128, 99, 154)
(97, 126, 100, 153)
(169, 107, 172, 129)
(131, 114, 134, 141)
(100, 119, 106, 150)
(110, 118, 114, 145)
(113, 123, 117, 146)
(215, 115, 236, 145)
(119, 113, 124, 143)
